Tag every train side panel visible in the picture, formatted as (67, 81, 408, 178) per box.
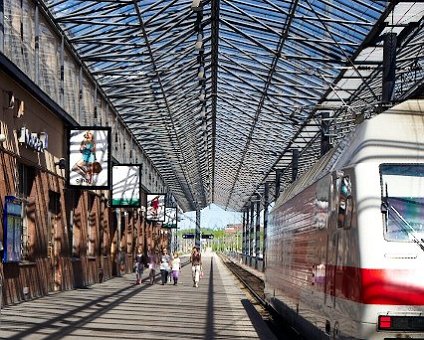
(265, 100, 424, 339)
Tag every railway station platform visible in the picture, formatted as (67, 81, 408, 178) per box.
(0, 251, 276, 340)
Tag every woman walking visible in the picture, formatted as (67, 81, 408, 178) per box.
(190, 247, 202, 288)
(159, 248, 171, 285)
(134, 246, 146, 285)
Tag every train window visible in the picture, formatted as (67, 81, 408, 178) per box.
(380, 164, 424, 242)
(315, 175, 330, 229)
(337, 176, 352, 229)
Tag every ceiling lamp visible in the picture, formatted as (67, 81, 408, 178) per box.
(199, 88, 206, 102)
(192, 0, 202, 11)
(197, 65, 205, 80)
(195, 33, 204, 51)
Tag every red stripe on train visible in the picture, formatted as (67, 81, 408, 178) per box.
(329, 266, 424, 305)
(361, 268, 424, 305)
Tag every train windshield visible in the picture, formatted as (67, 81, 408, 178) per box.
(380, 164, 424, 242)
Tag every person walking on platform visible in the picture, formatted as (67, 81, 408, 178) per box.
(134, 246, 146, 285)
(148, 247, 158, 285)
(160, 248, 171, 285)
(171, 252, 181, 285)
(190, 247, 202, 288)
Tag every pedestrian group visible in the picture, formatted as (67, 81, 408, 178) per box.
(134, 246, 202, 287)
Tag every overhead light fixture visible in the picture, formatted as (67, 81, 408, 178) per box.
(197, 65, 205, 80)
(192, 0, 202, 11)
(199, 88, 206, 102)
(195, 33, 204, 51)
(200, 106, 206, 118)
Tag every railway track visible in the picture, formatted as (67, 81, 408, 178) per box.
(219, 254, 304, 340)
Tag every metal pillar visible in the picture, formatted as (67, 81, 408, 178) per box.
(249, 201, 254, 266)
(244, 207, 249, 264)
(142, 213, 147, 256)
(242, 209, 246, 256)
(263, 182, 269, 272)
(382, 32, 397, 104)
(116, 208, 122, 276)
(255, 195, 261, 270)
(195, 208, 201, 249)
(275, 169, 282, 200)
(321, 111, 331, 156)
(292, 149, 299, 182)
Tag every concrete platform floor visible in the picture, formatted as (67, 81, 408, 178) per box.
(0, 252, 276, 340)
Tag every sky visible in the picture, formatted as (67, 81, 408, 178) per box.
(178, 203, 242, 230)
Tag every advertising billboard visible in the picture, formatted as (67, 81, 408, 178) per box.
(67, 127, 111, 189)
(146, 194, 165, 222)
(112, 164, 141, 207)
(163, 207, 177, 228)
(2, 196, 23, 263)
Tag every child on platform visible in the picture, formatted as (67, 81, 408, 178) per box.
(171, 252, 181, 285)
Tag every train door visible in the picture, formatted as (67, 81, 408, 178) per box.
(325, 173, 338, 308)
(325, 171, 354, 328)
(325, 228, 339, 308)
(325, 172, 353, 308)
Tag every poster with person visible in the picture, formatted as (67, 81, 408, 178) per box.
(67, 127, 111, 189)
(146, 194, 165, 221)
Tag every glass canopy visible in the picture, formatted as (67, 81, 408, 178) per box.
(42, 0, 424, 212)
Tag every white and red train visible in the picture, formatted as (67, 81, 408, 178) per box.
(265, 100, 424, 339)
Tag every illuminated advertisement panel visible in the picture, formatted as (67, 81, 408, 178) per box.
(2, 196, 22, 263)
(146, 194, 165, 222)
(67, 127, 111, 189)
(112, 164, 141, 207)
(163, 207, 177, 228)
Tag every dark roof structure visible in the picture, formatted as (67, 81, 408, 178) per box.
(42, 0, 424, 212)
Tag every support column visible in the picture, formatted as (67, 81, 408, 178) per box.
(116, 208, 122, 277)
(244, 207, 250, 264)
(141, 210, 147, 256)
(195, 208, 201, 249)
(255, 195, 260, 270)
(249, 201, 254, 266)
(321, 111, 331, 156)
(382, 32, 397, 104)
(242, 209, 246, 258)
(292, 149, 299, 182)
(275, 169, 282, 200)
(263, 182, 269, 272)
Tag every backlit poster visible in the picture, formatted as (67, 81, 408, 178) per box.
(2, 196, 22, 263)
(146, 194, 165, 222)
(163, 207, 177, 228)
(67, 127, 111, 189)
(112, 165, 141, 207)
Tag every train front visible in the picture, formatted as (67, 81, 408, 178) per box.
(355, 161, 424, 339)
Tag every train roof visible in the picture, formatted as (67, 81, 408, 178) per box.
(277, 100, 424, 205)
